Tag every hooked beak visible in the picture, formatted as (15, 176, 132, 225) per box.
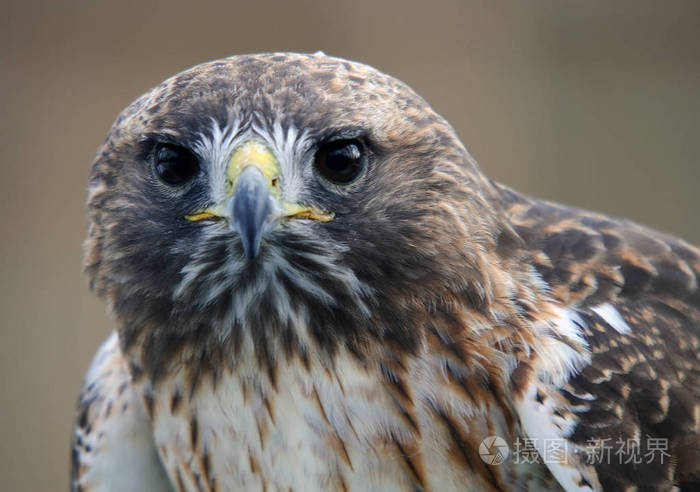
(184, 141, 334, 259)
(231, 166, 276, 259)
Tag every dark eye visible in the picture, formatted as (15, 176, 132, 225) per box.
(153, 143, 199, 185)
(314, 139, 366, 185)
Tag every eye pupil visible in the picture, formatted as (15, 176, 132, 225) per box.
(154, 143, 199, 185)
(314, 139, 365, 185)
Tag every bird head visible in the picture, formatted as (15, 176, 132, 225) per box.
(84, 53, 507, 377)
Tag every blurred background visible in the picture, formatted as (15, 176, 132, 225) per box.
(1, 0, 698, 489)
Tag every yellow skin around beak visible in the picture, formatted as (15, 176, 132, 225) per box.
(185, 141, 334, 223)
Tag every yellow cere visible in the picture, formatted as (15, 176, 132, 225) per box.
(227, 140, 280, 194)
(185, 140, 334, 223)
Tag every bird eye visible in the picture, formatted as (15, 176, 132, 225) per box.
(153, 143, 199, 185)
(314, 139, 366, 185)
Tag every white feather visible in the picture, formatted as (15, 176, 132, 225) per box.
(514, 306, 600, 492)
(73, 333, 172, 492)
(591, 303, 631, 334)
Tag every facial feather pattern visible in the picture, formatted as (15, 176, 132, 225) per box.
(74, 53, 700, 492)
(84, 53, 513, 380)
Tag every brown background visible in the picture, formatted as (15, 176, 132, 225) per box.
(1, 1, 698, 490)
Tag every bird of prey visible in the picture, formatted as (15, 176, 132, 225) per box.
(71, 53, 699, 492)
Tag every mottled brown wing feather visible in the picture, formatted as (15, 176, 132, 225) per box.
(567, 300, 700, 490)
(502, 186, 700, 309)
(503, 186, 700, 490)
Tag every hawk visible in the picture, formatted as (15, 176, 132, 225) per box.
(71, 53, 699, 491)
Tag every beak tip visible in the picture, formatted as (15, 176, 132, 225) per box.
(241, 238, 261, 260)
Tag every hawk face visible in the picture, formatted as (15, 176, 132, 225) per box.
(85, 53, 504, 377)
